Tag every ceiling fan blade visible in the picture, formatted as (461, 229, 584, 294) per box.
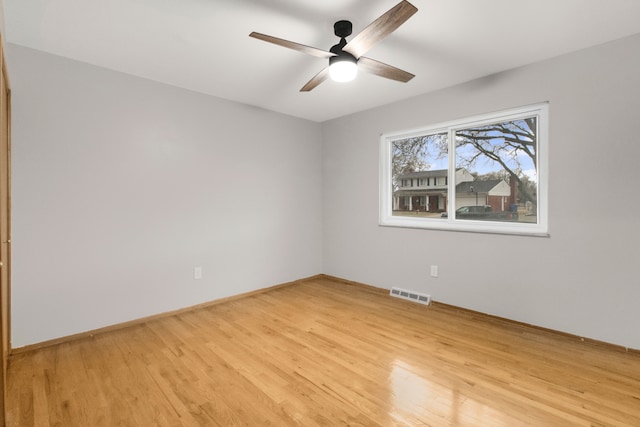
(249, 32, 335, 59)
(300, 67, 331, 92)
(343, 0, 418, 59)
(357, 56, 414, 82)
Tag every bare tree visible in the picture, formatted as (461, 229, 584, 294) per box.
(391, 133, 447, 190)
(455, 118, 537, 203)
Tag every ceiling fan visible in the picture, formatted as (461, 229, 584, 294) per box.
(249, 0, 418, 92)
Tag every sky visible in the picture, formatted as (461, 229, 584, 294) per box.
(401, 118, 538, 182)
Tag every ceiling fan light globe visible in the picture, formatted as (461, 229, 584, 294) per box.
(329, 61, 358, 82)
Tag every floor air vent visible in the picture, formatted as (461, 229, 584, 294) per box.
(390, 287, 431, 305)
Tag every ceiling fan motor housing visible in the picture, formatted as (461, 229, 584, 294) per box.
(329, 51, 357, 66)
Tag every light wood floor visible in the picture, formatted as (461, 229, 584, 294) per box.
(6, 277, 640, 426)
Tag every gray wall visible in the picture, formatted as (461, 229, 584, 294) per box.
(8, 34, 640, 350)
(0, 0, 4, 43)
(9, 45, 324, 347)
(322, 34, 640, 350)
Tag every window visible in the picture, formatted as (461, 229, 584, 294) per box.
(379, 103, 548, 236)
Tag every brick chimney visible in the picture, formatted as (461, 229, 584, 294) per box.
(509, 174, 519, 206)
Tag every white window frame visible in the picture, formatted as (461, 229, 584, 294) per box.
(379, 103, 549, 236)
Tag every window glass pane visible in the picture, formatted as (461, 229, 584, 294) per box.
(379, 103, 547, 236)
(454, 117, 538, 223)
(391, 133, 448, 217)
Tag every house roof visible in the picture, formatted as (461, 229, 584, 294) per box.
(397, 169, 447, 179)
(456, 180, 505, 193)
(394, 179, 506, 196)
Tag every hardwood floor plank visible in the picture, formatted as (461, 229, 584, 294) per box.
(6, 277, 640, 426)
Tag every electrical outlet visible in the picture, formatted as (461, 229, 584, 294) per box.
(430, 265, 438, 278)
(194, 266, 203, 280)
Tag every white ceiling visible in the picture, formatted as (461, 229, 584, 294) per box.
(4, 0, 640, 122)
